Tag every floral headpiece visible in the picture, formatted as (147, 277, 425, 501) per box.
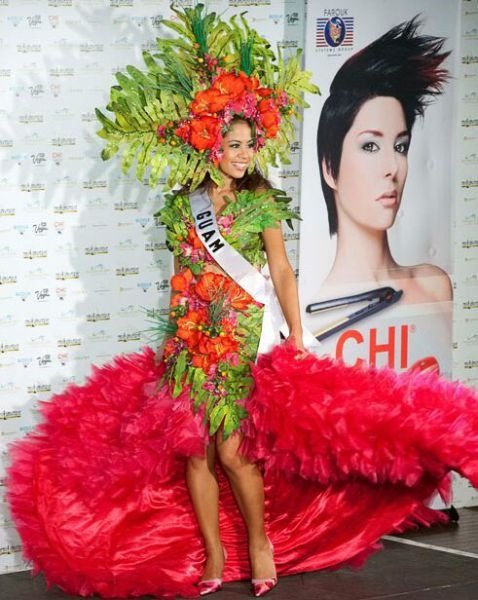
(96, 4, 319, 190)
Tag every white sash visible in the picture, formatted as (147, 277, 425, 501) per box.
(189, 189, 320, 356)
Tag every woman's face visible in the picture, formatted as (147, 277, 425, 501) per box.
(218, 121, 255, 182)
(325, 96, 410, 233)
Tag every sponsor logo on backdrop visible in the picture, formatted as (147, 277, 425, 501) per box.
(17, 43, 42, 53)
(316, 11, 354, 53)
(86, 313, 111, 322)
(277, 40, 299, 49)
(25, 318, 49, 328)
(19, 113, 43, 124)
(34, 288, 50, 301)
(116, 267, 140, 277)
(118, 331, 142, 342)
(85, 245, 109, 255)
(0, 207, 15, 216)
(37, 354, 52, 367)
(0, 344, 20, 354)
(228, 0, 270, 5)
(53, 203, 78, 213)
(0, 275, 17, 285)
(27, 15, 42, 27)
(150, 14, 164, 28)
(114, 201, 139, 211)
(27, 384, 52, 394)
(83, 179, 107, 189)
(57, 337, 82, 347)
(80, 43, 104, 53)
(56, 270, 80, 280)
(0, 409, 21, 420)
(48, 0, 73, 6)
(110, 0, 134, 6)
(49, 66, 74, 77)
(23, 250, 47, 260)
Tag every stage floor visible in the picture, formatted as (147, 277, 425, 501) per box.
(2, 507, 478, 600)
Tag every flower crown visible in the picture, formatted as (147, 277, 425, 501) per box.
(96, 4, 319, 190)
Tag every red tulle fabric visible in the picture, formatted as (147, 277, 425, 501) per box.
(7, 344, 478, 598)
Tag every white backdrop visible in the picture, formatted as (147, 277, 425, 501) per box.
(0, 0, 476, 575)
(0, 0, 305, 575)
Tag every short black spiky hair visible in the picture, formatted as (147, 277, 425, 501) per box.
(317, 16, 450, 236)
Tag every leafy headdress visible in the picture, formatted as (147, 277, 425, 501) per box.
(96, 4, 319, 191)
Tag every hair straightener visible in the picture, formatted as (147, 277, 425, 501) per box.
(306, 286, 403, 341)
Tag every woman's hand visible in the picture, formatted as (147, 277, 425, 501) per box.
(287, 330, 307, 356)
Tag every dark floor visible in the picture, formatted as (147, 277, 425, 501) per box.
(2, 508, 478, 600)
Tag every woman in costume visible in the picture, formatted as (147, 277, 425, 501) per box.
(316, 18, 452, 303)
(159, 115, 305, 597)
(7, 7, 478, 600)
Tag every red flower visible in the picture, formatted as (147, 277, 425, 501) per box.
(256, 87, 273, 98)
(175, 121, 191, 142)
(189, 116, 222, 151)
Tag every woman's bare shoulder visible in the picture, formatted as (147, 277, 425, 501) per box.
(408, 263, 453, 302)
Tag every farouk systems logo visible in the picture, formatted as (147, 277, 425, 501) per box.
(316, 10, 354, 51)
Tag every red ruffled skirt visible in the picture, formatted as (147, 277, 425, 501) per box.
(7, 344, 478, 598)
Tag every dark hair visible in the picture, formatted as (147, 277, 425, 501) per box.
(317, 17, 450, 235)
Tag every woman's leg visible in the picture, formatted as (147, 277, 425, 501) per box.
(186, 444, 226, 580)
(216, 430, 275, 580)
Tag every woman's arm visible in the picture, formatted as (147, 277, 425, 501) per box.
(262, 226, 305, 351)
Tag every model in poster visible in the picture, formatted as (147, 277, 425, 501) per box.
(317, 18, 453, 304)
(7, 8, 478, 600)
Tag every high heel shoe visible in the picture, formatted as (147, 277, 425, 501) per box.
(197, 547, 227, 596)
(251, 538, 277, 597)
(197, 578, 223, 596)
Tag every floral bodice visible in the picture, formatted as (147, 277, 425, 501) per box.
(160, 189, 296, 273)
(157, 188, 296, 436)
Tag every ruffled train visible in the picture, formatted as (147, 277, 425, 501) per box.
(7, 344, 478, 598)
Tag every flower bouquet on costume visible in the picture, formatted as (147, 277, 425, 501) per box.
(156, 269, 262, 437)
(95, 3, 319, 189)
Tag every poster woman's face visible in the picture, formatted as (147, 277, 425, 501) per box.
(325, 96, 410, 233)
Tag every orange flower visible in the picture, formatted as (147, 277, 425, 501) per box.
(238, 71, 259, 91)
(170, 267, 193, 292)
(195, 272, 228, 302)
(187, 227, 203, 250)
(191, 89, 230, 115)
(258, 99, 281, 138)
(191, 353, 213, 370)
(226, 280, 253, 310)
(212, 72, 247, 99)
(176, 309, 206, 347)
(189, 116, 221, 151)
(260, 112, 280, 137)
(198, 324, 238, 359)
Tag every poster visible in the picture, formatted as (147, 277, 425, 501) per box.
(299, 0, 460, 378)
